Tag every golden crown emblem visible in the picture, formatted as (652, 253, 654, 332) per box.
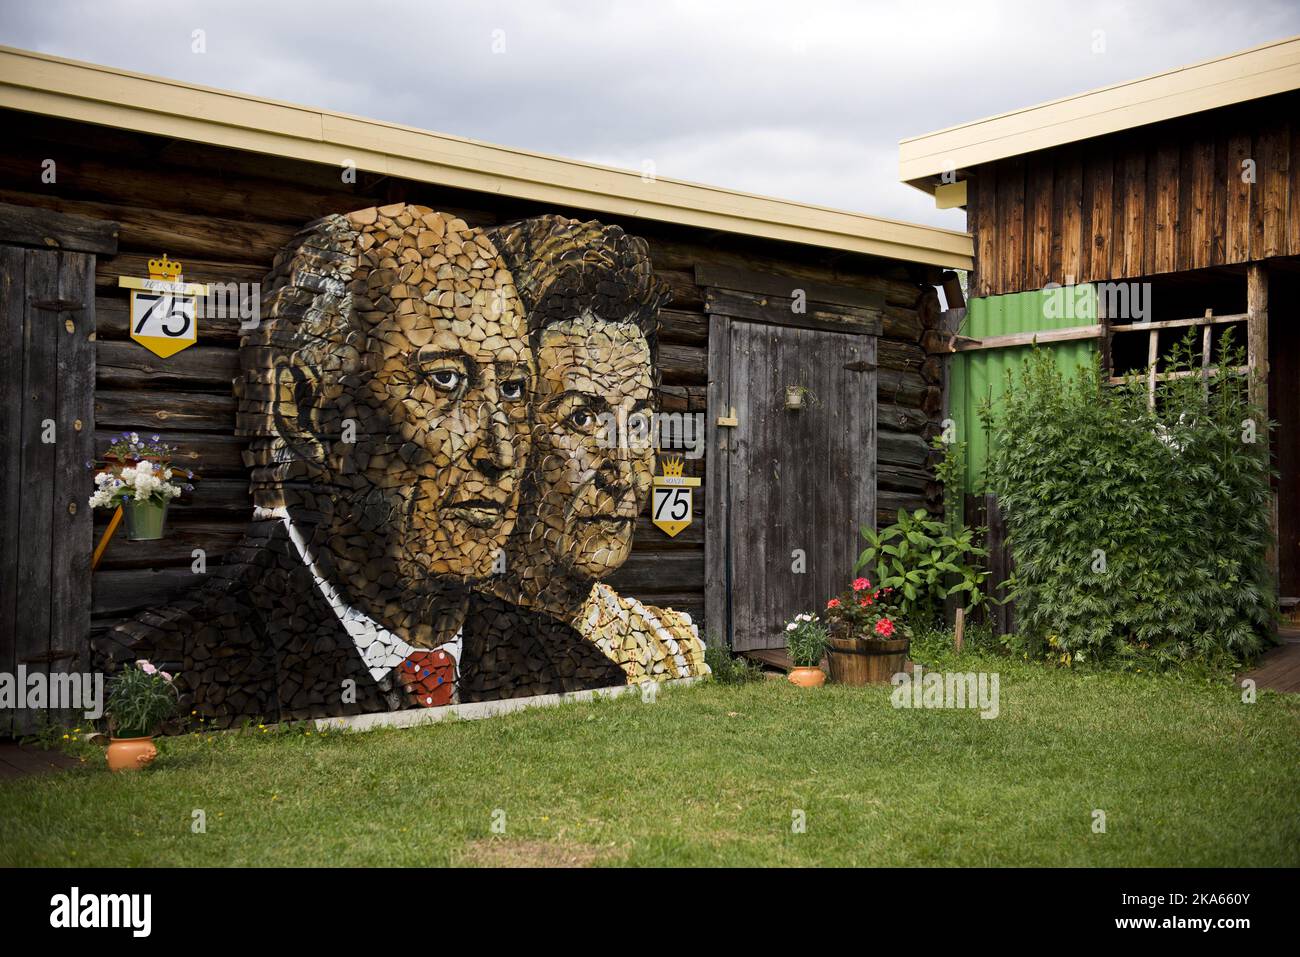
(147, 254, 183, 282)
(660, 455, 685, 478)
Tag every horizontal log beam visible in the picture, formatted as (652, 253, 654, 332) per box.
(0, 199, 119, 254)
(951, 324, 1104, 352)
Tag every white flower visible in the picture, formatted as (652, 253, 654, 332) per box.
(786, 622, 796, 631)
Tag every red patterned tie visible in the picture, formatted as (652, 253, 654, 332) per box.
(396, 650, 455, 707)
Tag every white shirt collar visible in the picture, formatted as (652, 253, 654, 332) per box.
(269, 509, 461, 684)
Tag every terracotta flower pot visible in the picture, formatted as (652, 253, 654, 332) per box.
(106, 735, 158, 772)
(787, 666, 826, 687)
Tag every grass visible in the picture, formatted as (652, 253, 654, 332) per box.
(3, 646, 1298, 867)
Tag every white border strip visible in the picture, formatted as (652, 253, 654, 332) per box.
(312, 677, 704, 734)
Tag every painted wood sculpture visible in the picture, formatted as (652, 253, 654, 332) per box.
(94, 205, 709, 726)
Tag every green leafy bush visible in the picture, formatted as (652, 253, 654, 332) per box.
(983, 334, 1273, 668)
(854, 509, 988, 627)
(703, 641, 764, 684)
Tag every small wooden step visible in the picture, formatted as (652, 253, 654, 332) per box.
(741, 648, 797, 672)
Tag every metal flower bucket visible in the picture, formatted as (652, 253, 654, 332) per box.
(123, 500, 169, 541)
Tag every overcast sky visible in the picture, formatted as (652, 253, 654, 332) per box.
(4, 1, 1299, 229)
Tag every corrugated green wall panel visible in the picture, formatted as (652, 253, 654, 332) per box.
(951, 286, 1100, 498)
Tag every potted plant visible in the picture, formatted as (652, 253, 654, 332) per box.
(104, 660, 179, 772)
(822, 578, 912, 685)
(784, 613, 828, 687)
(89, 433, 195, 540)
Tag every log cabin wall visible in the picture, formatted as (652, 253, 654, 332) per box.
(0, 108, 944, 644)
(966, 89, 1300, 297)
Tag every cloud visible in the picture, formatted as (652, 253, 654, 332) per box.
(4, 0, 1298, 228)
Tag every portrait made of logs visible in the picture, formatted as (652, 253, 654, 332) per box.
(95, 204, 710, 727)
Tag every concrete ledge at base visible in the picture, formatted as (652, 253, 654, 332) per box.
(312, 676, 706, 734)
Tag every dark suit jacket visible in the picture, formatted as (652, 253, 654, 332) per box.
(94, 522, 628, 727)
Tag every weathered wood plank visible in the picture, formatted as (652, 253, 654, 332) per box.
(95, 389, 237, 434)
(998, 157, 1026, 293)
(1255, 118, 1289, 260)
(14, 249, 59, 735)
(603, 541, 704, 591)
(1056, 156, 1084, 285)
(1187, 137, 1217, 270)
(972, 173, 996, 298)
(878, 430, 929, 468)
(1151, 139, 1180, 275)
(704, 313, 731, 647)
(50, 251, 95, 681)
(94, 518, 244, 571)
(656, 308, 708, 345)
(91, 566, 203, 619)
(1119, 148, 1147, 278)
(1027, 157, 1053, 290)
(657, 342, 707, 384)
(94, 429, 246, 477)
(1084, 147, 1113, 282)
(694, 263, 886, 310)
(0, 188, 289, 264)
(96, 254, 264, 292)
(1290, 118, 1300, 257)
(96, 340, 239, 391)
(703, 288, 882, 336)
(0, 200, 119, 255)
(1225, 131, 1253, 263)
(0, 246, 24, 737)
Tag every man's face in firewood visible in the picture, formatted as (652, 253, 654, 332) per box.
(355, 232, 533, 581)
(530, 316, 654, 578)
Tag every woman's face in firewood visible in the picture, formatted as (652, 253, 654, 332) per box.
(530, 317, 655, 578)
(358, 233, 533, 582)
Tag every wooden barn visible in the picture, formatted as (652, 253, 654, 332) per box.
(0, 45, 971, 733)
(900, 34, 1300, 618)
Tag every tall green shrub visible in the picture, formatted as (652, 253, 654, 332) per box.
(984, 332, 1273, 668)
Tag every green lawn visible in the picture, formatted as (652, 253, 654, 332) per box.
(3, 648, 1298, 867)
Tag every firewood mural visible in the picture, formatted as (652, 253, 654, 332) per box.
(95, 204, 709, 727)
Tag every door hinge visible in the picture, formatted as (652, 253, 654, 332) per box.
(843, 360, 877, 373)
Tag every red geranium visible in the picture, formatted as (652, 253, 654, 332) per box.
(874, 618, 895, 638)
(852, 577, 871, 591)
(826, 598, 841, 609)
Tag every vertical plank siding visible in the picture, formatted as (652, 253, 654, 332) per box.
(1, 109, 943, 642)
(968, 89, 1300, 296)
(0, 247, 96, 735)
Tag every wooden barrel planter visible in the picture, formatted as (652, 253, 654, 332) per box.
(825, 635, 910, 685)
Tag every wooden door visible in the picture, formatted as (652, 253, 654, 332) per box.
(0, 244, 97, 737)
(715, 320, 876, 651)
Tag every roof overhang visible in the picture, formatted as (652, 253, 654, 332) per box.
(900, 33, 1300, 195)
(0, 45, 972, 270)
